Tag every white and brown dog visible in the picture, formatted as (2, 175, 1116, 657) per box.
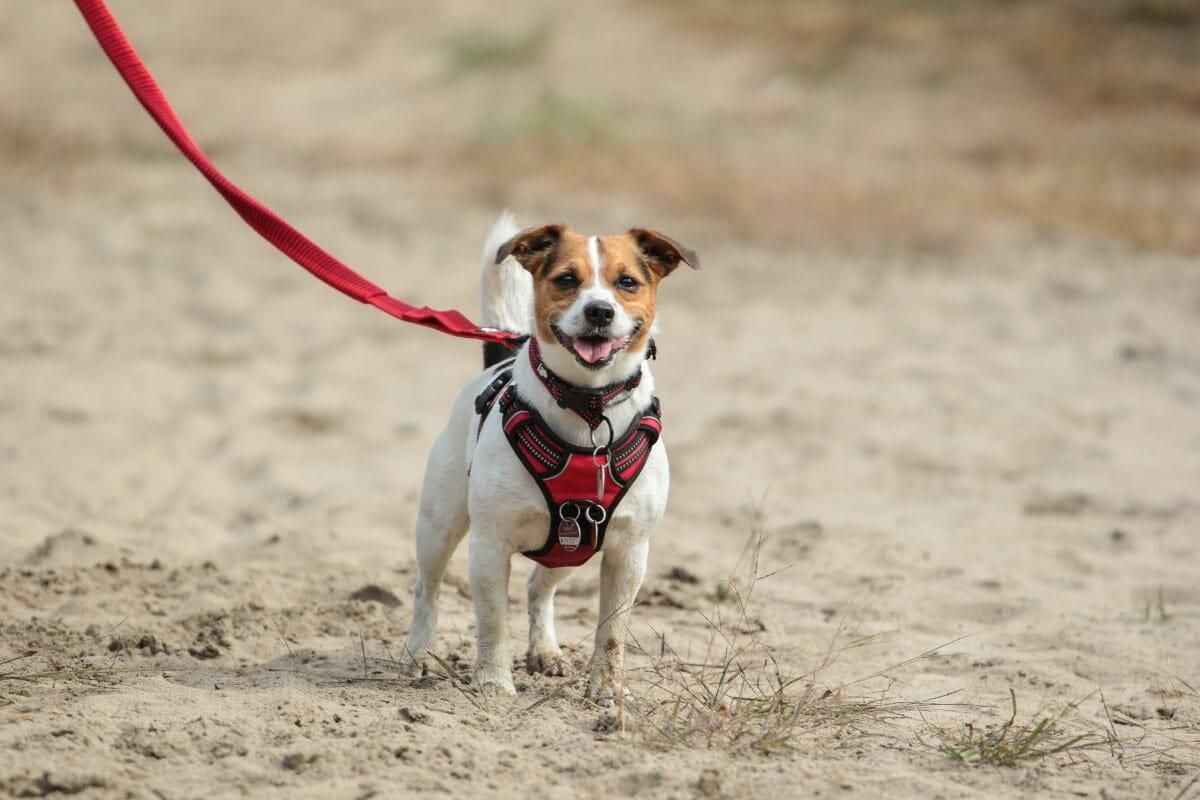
(400, 213, 697, 702)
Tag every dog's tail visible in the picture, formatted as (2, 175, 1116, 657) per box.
(479, 211, 532, 368)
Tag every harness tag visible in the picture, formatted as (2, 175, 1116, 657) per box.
(596, 463, 605, 501)
(558, 503, 583, 552)
(557, 518, 582, 551)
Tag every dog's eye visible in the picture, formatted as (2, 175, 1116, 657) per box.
(553, 272, 579, 289)
(616, 275, 640, 292)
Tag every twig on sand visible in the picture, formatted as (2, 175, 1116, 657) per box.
(358, 630, 369, 679)
(425, 651, 483, 711)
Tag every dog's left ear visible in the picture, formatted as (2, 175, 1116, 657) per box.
(496, 224, 565, 275)
(628, 228, 700, 278)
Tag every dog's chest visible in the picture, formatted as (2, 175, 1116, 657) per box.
(468, 414, 669, 556)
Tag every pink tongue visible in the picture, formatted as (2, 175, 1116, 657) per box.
(573, 338, 614, 364)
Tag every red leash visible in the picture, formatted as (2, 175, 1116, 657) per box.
(72, 0, 521, 347)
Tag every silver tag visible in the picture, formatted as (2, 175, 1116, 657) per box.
(557, 518, 582, 551)
(593, 447, 609, 501)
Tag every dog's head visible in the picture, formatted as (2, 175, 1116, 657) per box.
(496, 224, 698, 383)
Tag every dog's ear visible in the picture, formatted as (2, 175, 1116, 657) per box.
(628, 228, 700, 278)
(496, 224, 565, 274)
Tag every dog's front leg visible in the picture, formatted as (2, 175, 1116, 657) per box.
(469, 531, 516, 696)
(588, 537, 649, 705)
(527, 565, 575, 676)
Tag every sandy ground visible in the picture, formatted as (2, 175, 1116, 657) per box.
(2, 1, 1199, 798)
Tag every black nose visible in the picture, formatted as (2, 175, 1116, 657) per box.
(584, 301, 615, 327)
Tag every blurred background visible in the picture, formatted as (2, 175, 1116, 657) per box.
(8, 1, 1200, 255)
(1, 2, 1199, 796)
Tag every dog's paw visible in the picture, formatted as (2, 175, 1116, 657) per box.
(478, 682, 517, 701)
(526, 648, 571, 677)
(586, 680, 633, 709)
(474, 665, 516, 699)
(593, 707, 621, 732)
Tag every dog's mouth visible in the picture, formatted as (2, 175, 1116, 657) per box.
(552, 321, 641, 369)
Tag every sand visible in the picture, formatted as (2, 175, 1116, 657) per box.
(2, 1, 1198, 797)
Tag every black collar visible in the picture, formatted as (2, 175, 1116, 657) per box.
(527, 337, 644, 429)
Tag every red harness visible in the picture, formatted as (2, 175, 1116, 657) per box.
(476, 353, 663, 569)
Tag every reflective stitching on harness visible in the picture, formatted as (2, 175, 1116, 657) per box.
(515, 428, 560, 470)
(614, 439, 648, 473)
(523, 427, 564, 466)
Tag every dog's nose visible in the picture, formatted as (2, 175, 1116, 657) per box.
(584, 301, 615, 327)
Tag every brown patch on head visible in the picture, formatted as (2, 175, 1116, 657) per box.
(594, 235, 658, 352)
(499, 226, 593, 342)
(600, 229, 700, 351)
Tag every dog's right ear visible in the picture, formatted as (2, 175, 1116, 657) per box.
(495, 224, 564, 274)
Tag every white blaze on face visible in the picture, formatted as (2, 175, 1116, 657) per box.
(558, 235, 635, 364)
(587, 235, 603, 282)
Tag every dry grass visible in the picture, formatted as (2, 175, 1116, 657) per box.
(596, 522, 1200, 776)
(613, 524, 969, 752)
(924, 688, 1102, 766)
(623, 616, 966, 753)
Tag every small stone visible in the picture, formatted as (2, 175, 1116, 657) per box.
(1022, 492, 1093, 517)
(664, 566, 700, 584)
(697, 768, 722, 797)
(138, 634, 167, 655)
(281, 752, 317, 772)
(350, 584, 402, 608)
(398, 706, 429, 724)
(188, 643, 221, 660)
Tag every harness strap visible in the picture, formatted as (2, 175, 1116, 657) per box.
(527, 338, 644, 429)
(72, 0, 522, 347)
(474, 365, 514, 435)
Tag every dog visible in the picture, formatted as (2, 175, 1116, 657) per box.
(400, 213, 697, 703)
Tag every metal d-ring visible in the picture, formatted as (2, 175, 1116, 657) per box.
(584, 503, 607, 525)
(589, 415, 615, 450)
(559, 502, 581, 521)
